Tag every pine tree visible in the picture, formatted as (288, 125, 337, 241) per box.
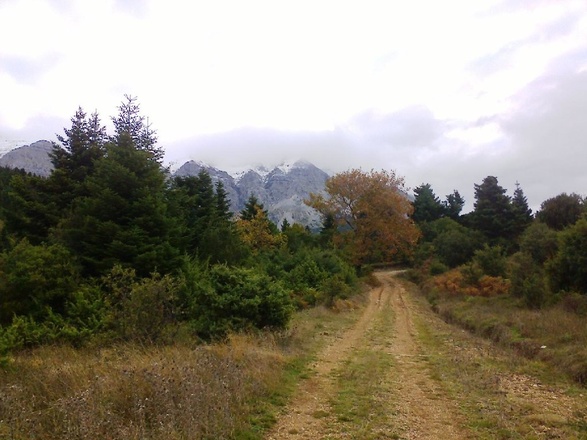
(444, 190, 465, 220)
(111, 95, 163, 163)
(511, 182, 533, 238)
(470, 176, 515, 243)
(412, 183, 446, 223)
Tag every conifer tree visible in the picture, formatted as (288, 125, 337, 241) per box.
(412, 183, 445, 223)
(511, 182, 533, 237)
(111, 95, 163, 163)
(470, 176, 514, 242)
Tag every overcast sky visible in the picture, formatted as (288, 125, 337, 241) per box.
(1, 0, 586, 212)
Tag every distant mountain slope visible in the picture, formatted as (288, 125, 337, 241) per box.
(0, 140, 54, 177)
(0, 141, 328, 228)
(174, 160, 328, 229)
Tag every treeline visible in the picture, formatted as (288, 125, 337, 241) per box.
(409, 178, 587, 307)
(0, 97, 359, 361)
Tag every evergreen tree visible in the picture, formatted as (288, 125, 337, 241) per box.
(49, 107, 107, 210)
(511, 182, 533, 237)
(240, 195, 266, 220)
(57, 133, 177, 277)
(444, 190, 465, 220)
(111, 95, 163, 163)
(214, 180, 232, 221)
(412, 183, 445, 223)
(470, 176, 514, 243)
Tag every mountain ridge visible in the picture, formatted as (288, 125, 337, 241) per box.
(0, 142, 327, 229)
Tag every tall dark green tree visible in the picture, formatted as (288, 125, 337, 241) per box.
(412, 183, 445, 223)
(49, 107, 107, 210)
(56, 100, 176, 277)
(511, 181, 533, 237)
(111, 95, 163, 163)
(444, 190, 465, 220)
(470, 176, 514, 243)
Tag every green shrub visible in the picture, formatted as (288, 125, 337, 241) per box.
(473, 244, 507, 278)
(547, 218, 587, 294)
(181, 263, 293, 340)
(509, 252, 548, 308)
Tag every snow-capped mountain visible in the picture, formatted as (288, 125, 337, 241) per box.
(0, 141, 329, 229)
(174, 159, 329, 229)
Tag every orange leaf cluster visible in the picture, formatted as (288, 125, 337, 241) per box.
(433, 269, 510, 297)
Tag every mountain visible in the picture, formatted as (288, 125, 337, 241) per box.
(174, 160, 329, 229)
(0, 141, 329, 228)
(0, 140, 54, 177)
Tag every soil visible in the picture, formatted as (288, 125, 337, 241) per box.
(265, 271, 587, 439)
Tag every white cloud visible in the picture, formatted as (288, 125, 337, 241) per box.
(1, 0, 587, 212)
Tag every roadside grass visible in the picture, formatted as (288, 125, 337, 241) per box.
(429, 291, 587, 386)
(401, 279, 587, 439)
(328, 295, 400, 439)
(0, 295, 366, 440)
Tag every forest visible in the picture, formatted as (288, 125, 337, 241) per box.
(1, 96, 586, 360)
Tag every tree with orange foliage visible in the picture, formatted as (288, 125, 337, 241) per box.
(306, 169, 420, 267)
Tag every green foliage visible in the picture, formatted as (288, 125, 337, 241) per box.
(548, 218, 587, 294)
(509, 252, 548, 308)
(444, 190, 465, 220)
(102, 266, 179, 343)
(180, 262, 293, 340)
(57, 138, 177, 277)
(419, 218, 484, 268)
(519, 221, 558, 264)
(470, 176, 514, 242)
(536, 192, 585, 230)
(412, 183, 445, 223)
(472, 245, 507, 278)
(0, 239, 80, 324)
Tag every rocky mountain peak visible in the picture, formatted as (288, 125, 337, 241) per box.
(0, 140, 54, 177)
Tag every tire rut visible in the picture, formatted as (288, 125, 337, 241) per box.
(266, 271, 468, 439)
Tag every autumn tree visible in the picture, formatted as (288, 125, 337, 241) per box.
(306, 169, 420, 267)
(236, 199, 284, 254)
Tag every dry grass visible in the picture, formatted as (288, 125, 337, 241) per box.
(0, 335, 287, 439)
(0, 296, 366, 440)
(429, 288, 587, 385)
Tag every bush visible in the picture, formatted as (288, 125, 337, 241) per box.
(473, 244, 507, 278)
(547, 218, 587, 294)
(0, 239, 80, 324)
(181, 263, 293, 340)
(509, 252, 548, 308)
(102, 266, 179, 343)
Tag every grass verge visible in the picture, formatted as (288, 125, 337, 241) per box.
(0, 295, 365, 440)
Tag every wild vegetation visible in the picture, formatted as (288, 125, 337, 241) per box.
(407, 177, 587, 385)
(1, 95, 587, 437)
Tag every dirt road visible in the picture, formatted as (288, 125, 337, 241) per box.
(266, 271, 587, 439)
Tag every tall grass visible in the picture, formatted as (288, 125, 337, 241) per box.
(427, 291, 587, 385)
(0, 296, 366, 440)
(0, 335, 286, 439)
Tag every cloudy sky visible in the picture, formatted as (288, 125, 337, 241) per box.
(1, 0, 586, 212)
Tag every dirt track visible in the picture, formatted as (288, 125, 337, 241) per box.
(266, 271, 467, 439)
(266, 271, 587, 439)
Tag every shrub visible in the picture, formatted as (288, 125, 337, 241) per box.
(0, 239, 80, 324)
(102, 266, 179, 343)
(508, 252, 548, 308)
(473, 244, 507, 278)
(181, 263, 293, 339)
(547, 218, 587, 294)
